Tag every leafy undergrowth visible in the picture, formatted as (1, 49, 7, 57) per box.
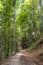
(28, 35, 43, 51)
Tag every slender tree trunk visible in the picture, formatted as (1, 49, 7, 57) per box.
(32, 0, 37, 41)
(39, 0, 43, 32)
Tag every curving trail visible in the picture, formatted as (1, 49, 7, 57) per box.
(1, 44, 43, 65)
(1, 50, 37, 65)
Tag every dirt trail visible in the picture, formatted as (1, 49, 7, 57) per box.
(1, 44, 43, 65)
(1, 50, 37, 65)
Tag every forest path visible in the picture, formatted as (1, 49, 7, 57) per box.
(1, 50, 37, 65)
(1, 44, 43, 65)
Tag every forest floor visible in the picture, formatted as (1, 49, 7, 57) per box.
(0, 44, 43, 65)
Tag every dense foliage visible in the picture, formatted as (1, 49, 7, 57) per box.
(0, 0, 18, 61)
(16, 0, 43, 48)
(0, 0, 43, 61)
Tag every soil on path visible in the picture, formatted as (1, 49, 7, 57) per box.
(0, 44, 43, 65)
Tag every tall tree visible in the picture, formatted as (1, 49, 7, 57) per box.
(39, 0, 43, 32)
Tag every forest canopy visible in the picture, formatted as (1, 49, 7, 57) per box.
(0, 0, 43, 61)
